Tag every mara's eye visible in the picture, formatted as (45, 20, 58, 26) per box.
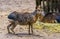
(38, 10, 40, 11)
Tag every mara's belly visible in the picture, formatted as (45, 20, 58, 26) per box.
(15, 21, 29, 25)
(18, 21, 36, 25)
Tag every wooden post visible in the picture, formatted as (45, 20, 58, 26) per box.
(43, 0, 45, 12)
(46, 0, 50, 13)
(55, 0, 58, 12)
(58, 0, 60, 13)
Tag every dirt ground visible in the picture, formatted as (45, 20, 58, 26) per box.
(0, 12, 60, 39)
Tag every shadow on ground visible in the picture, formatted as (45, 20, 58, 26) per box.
(6, 33, 43, 37)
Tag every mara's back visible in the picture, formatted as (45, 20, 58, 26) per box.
(17, 13, 37, 25)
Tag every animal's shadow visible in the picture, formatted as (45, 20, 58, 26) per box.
(6, 33, 43, 37)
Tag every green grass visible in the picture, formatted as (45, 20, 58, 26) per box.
(34, 21, 60, 33)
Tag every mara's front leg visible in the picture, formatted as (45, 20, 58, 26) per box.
(31, 24, 33, 35)
(28, 24, 31, 35)
(28, 24, 33, 35)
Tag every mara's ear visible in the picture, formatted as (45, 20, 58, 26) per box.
(36, 5, 41, 9)
(36, 5, 42, 11)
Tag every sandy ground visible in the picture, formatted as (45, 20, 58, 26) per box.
(0, 13, 60, 39)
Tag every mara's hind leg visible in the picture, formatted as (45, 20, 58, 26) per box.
(11, 22, 16, 34)
(7, 23, 13, 33)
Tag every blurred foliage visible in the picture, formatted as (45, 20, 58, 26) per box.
(34, 20, 60, 33)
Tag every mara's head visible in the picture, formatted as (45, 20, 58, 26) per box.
(36, 5, 45, 17)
